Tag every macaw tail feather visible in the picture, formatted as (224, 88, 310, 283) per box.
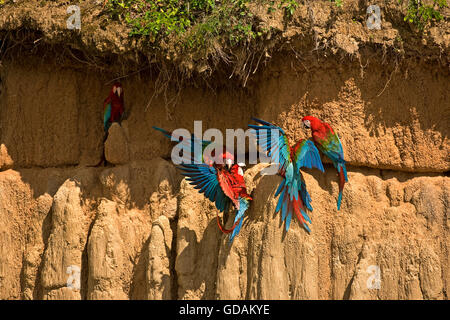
(275, 178, 312, 232)
(341, 162, 348, 182)
(337, 191, 343, 211)
(337, 165, 347, 211)
(228, 197, 250, 243)
(229, 217, 244, 243)
(216, 214, 241, 234)
(293, 198, 311, 233)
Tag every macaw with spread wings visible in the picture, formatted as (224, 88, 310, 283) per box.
(179, 160, 252, 242)
(153, 126, 251, 242)
(249, 118, 324, 232)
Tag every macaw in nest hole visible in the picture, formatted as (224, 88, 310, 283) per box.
(248, 118, 324, 232)
(103, 82, 124, 133)
(179, 157, 252, 243)
(152, 126, 233, 166)
(302, 116, 348, 210)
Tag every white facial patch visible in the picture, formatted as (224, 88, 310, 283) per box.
(303, 120, 311, 128)
(225, 158, 233, 167)
(238, 167, 244, 176)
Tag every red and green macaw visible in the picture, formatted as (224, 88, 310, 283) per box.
(103, 82, 124, 133)
(153, 126, 251, 241)
(249, 118, 324, 232)
(179, 160, 252, 242)
(302, 116, 348, 210)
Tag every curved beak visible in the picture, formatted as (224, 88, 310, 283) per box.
(225, 158, 233, 169)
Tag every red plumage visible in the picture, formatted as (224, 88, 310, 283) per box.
(229, 164, 252, 201)
(301, 116, 334, 141)
(103, 82, 124, 131)
(216, 164, 252, 234)
(292, 197, 306, 225)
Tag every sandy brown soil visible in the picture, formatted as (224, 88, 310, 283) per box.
(0, 0, 448, 300)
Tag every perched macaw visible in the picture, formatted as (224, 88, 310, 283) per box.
(103, 82, 124, 133)
(153, 126, 234, 166)
(179, 160, 252, 242)
(302, 116, 348, 210)
(249, 118, 324, 232)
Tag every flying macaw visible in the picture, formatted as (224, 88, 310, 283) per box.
(179, 160, 252, 242)
(302, 116, 348, 210)
(103, 82, 124, 133)
(248, 118, 324, 232)
(152, 126, 234, 166)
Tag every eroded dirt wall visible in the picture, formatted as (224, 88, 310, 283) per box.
(0, 52, 448, 300)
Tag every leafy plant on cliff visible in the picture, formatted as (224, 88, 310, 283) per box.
(104, 0, 298, 54)
(329, 0, 343, 7)
(398, 0, 448, 30)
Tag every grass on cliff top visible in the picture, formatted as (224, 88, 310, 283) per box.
(0, 0, 447, 60)
(102, 0, 447, 61)
(399, 0, 448, 30)
(105, 0, 299, 55)
(105, 0, 447, 42)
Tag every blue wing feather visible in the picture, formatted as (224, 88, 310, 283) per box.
(248, 120, 291, 175)
(295, 140, 325, 172)
(250, 118, 319, 232)
(178, 164, 231, 212)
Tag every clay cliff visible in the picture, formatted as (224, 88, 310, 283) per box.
(0, 0, 448, 300)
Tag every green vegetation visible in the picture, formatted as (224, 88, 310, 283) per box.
(104, 0, 300, 55)
(271, 0, 299, 18)
(399, 0, 448, 30)
(99, 0, 449, 63)
(329, 0, 343, 7)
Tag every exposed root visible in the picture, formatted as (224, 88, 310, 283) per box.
(377, 58, 399, 97)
